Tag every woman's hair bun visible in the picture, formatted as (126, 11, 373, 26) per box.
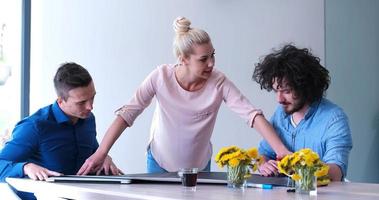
(173, 16, 191, 34)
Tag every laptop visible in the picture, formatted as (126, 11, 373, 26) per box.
(46, 172, 291, 187)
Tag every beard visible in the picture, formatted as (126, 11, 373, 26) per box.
(282, 97, 307, 115)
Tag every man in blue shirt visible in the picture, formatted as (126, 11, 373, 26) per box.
(252, 44, 353, 181)
(0, 63, 122, 199)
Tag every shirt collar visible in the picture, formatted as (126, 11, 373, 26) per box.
(52, 101, 70, 123)
(303, 100, 322, 120)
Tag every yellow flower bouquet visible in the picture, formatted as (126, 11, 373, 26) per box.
(215, 146, 262, 188)
(278, 148, 330, 194)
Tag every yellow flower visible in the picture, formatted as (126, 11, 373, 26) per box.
(228, 151, 242, 160)
(290, 152, 300, 166)
(317, 175, 331, 186)
(314, 165, 329, 177)
(299, 148, 312, 155)
(215, 146, 238, 162)
(311, 151, 319, 160)
(215, 150, 224, 162)
(277, 148, 329, 186)
(305, 151, 320, 167)
(281, 155, 289, 167)
(215, 145, 261, 173)
(291, 173, 301, 181)
(229, 158, 240, 167)
(278, 164, 285, 174)
(278, 161, 286, 173)
(215, 146, 246, 168)
(217, 162, 224, 168)
(247, 148, 258, 159)
(304, 155, 314, 167)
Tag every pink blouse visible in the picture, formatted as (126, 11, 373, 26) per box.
(116, 64, 262, 172)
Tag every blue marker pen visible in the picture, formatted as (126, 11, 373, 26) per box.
(246, 183, 273, 189)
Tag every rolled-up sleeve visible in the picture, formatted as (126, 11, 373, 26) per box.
(258, 139, 276, 160)
(322, 113, 353, 178)
(115, 69, 158, 127)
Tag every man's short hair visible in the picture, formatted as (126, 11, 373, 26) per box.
(253, 44, 330, 104)
(53, 62, 92, 100)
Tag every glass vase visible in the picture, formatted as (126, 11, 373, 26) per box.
(295, 168, 317, 195)
(226, 164, 248, 189)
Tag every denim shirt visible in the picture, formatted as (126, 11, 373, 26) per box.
(258, 98, 353, 178)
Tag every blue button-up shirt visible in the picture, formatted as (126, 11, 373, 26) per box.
(259, 98, 353, 178)
(0, 101, 99, 182)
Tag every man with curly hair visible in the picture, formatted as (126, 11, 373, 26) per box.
(253, 44, 353, 181)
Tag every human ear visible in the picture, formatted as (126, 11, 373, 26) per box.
(180, 55, 190, 65)
(57, 96, 64, 106)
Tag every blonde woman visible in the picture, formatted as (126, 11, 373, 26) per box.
(78, 17, 290, 174)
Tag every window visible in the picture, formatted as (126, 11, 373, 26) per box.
(0, 0, 22, 148)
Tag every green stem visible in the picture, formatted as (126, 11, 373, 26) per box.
(227, 165, 248, 187)
(297, 168, 316, 191)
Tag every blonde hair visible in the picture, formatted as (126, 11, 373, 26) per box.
(173, 17, 211, 59)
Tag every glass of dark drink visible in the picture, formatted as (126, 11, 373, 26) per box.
(178, 168, 198, 190)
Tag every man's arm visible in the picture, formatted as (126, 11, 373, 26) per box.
(0, 160, 27, 182)
(23, 163, 62, 181)
(327, 163, 342, 181)
(323, 112, 353, 181)
(0, 121, 61, 181)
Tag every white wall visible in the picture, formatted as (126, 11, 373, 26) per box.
(30, 0, 324, 173)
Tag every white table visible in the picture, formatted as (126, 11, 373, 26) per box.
(0, 182, 21, 200)
(6, 177, 379, 200)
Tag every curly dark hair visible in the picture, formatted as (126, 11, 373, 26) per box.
(252, 44, 330, 104)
